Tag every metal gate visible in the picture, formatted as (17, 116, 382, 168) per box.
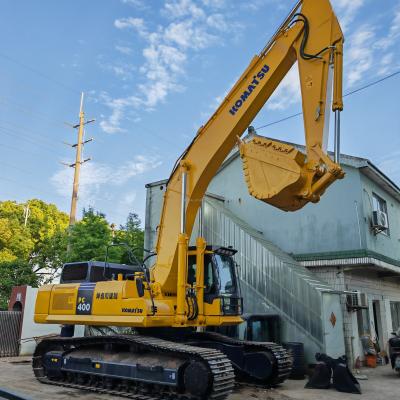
(0, 311, 22, 357)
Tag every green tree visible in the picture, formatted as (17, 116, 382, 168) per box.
(67, 207, 115, 262)
(68, 209, 145, 265)
(0, 201, 33, 262)
(26, 199, 69, 276)
(0, 199, 69, 281)
(0, 199, 145, 308)
(0, 259, 39, 310)
(117, 212, 145, 264)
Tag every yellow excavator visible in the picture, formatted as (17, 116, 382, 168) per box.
(33, 0, 344, 398)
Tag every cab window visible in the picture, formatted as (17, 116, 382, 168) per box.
(214, 254, 236, 294)
(188, 254, 217, 294)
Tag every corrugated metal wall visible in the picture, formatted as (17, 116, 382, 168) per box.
(0, 311, 22, 357)
(202, 198, 335, 352)
(144, 183, 345, 359)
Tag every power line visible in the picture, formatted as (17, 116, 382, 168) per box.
(0, 96, 69, 129)
(0, 127, 66, 158)
(0, 141, 53, 157)
(0, 160, 41, 177)
(0, 120, 63, 148)
(0, 176, 56, 198)
(255, 69, 400, 131)
(0, 52, 81, 96)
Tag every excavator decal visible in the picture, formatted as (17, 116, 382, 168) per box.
(76, 282, 95, 315)
(229, 64, 270, 115)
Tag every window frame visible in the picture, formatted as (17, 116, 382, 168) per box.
(372, 192, 390, 236)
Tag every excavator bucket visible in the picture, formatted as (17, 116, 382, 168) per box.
(305, 353, 361, 394)
(305, 353, 333, 389)
(239, 136, 343, 212)
(239, 136, 309, 211)
(332, 356, 361, 394)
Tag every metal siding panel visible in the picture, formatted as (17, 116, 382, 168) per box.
(203, 198, 327, 345)
(0, 311, 22, 357)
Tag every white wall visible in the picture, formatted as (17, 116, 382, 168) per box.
(309, 267, 400, 365)
(20, 286, 84, 356)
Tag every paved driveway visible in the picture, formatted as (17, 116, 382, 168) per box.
(0, 357, 398, 400)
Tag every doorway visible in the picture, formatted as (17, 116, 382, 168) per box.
(372, 300, 384, 350)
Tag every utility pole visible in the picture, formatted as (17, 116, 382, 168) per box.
(64, 92, 94, 226)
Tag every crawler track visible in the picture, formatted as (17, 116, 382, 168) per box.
(33, 335, 235, 400)
(188, 332, 292, 386)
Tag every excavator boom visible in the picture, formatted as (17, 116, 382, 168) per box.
(154, 0, 344, 293)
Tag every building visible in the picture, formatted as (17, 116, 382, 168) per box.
(144, 134, 400, 365)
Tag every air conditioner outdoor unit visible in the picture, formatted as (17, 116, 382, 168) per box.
(346, 292, 368, 310)
(372, 210, 388, 231)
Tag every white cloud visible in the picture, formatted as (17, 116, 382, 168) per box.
(345, 26, 375, 87)
(115, 45, 133, 55)
(164, 20, 217, 49)
(102, 1, 239, 133)
(331, 0, 365, 32)
(114, 17, 148, 37)
(340, 2, 400, 88)
(375, 5, 400, 50)
(240, 0, 283, 12)
(99, 61, 135, 81)
(99, 93, 142, 134)
(206, 13, 229, 32)
(121, 0, 147, 8)
(378, 52, 395, 76)
(113, 155, 161, 184)
(201, 0, 225, 9)
(51, 156, 161, 205)
(163, 0, 205, 20)
(267, 66, 300, 110)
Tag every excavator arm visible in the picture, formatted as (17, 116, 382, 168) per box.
(153, 0, 344, 293)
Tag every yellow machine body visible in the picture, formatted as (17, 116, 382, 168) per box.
(35, 0, 345, 330)
(35, 282, 240, 328)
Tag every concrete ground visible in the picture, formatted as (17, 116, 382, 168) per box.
(0, 357, 399, 400)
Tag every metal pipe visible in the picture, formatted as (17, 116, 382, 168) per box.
(260, 0, 302, 55)
(180, 169, 187, 234)
(334, 110, 341, 164)
(198, 199, 204, 237)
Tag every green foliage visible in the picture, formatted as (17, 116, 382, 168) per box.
(67, 207, 114, 262)
(0, 200, 69, 275)
(0, 199, 145, 307)
(0, 259, 39, 310)
(67, 209, 145, 265)
(117, 213, 145, 264)
(0, 201, 33, 262)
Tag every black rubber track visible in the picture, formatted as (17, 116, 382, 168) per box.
(188, 332, 292, 385)
(33, 335, 235, 400)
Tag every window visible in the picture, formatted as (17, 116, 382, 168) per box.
(372, 192, 390, 235)
(214, 254, 236, 294)
(187, 255, 217, 295)
(390, 302, 400, 332)
(61, 263, 88, 283)
(357, 308, 370, 336)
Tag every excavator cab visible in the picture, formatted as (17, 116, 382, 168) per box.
(187, 246, 243, 316)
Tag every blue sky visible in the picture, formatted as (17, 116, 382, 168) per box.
(0, 0, 399, 225)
